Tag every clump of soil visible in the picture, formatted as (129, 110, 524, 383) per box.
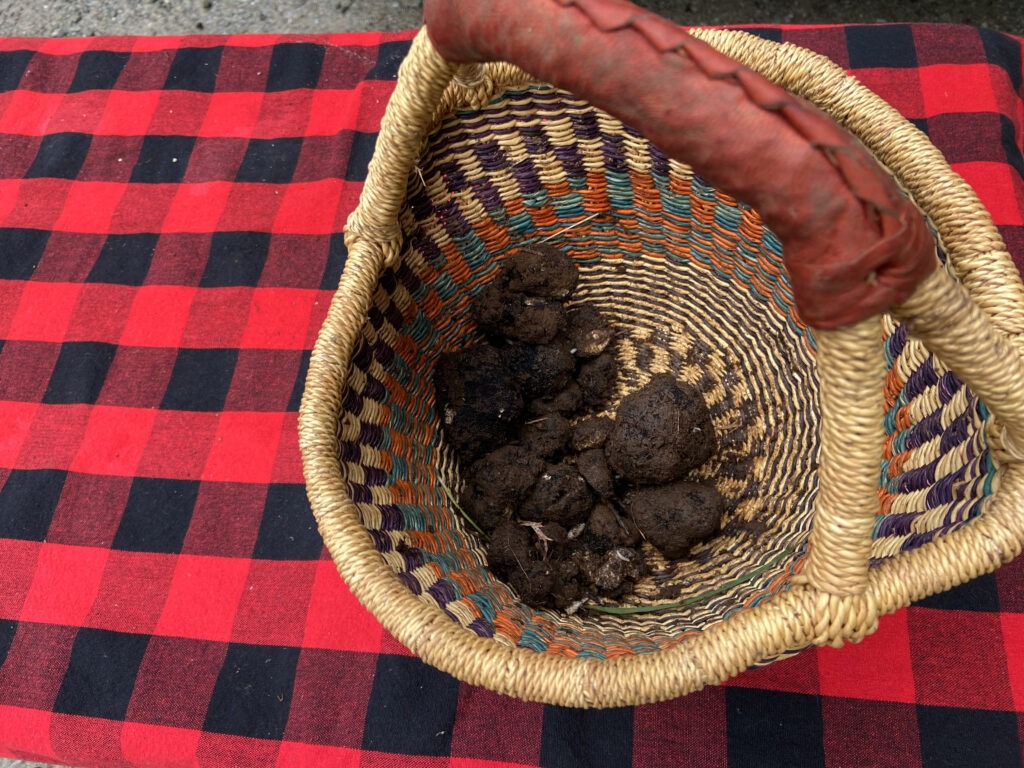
(433, 242, 726, 611)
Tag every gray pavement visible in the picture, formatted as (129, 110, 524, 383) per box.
(0, 0, 1021, 37)
(0, 2, 1020, 768)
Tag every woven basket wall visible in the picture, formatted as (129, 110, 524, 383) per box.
(299, 27, 1024, 706)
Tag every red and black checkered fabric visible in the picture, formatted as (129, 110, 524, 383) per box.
(0, 23, 1022, 768)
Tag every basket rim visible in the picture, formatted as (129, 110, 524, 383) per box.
(299, 26, 1024, 707)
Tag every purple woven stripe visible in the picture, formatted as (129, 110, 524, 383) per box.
(600, 131, 629, 173)
(937, 370, 962, 404)
(887, 321, 908, 359)
(367, 302, 405, 339)
(467, 617, 495, 637)
(339, 441, 362, 464)
(394, 260, 425, 300)
(405, 547, 426, 569)
(350, 483, 372, 503)
(399, 571, 422, 594)
(476, 138, 509, 173)
(552, 142, 585, 177)
(906, 410, 943, 449)
(877, 512, 918, 537)
(436, 198, 474, 238)
(428, 579, 458, 607)
(410, 228, 447, 268)
(436, 159, 470, 192)
(938, 411, 970, 454)
(367, 305, 387, 330)
(351, 337, 374, 369)
(372, 338, 396, 367)
(650, 142, 672, 178)
(521, 120, 554, 156)
(410, 186, 437, 220)
(943, 498, 984, 527)
(472, 175, 507, 211)
(363, 374, 387, 402)
(901, 529, 938, 551)
(893, 461, 938, 494)
(512, 155, 544, 195)
(926, 467, 969, 507)
(369, 529, 393, 552)
(380, 505, 404, 530)
(360, 422, 384, 448)
(902, 356, 938, 397)
(573, 108, 602, 141)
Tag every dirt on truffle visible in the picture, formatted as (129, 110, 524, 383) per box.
(434, 243, 727, 612)
(520, 413, 572, 460)
(623, 481, 725, 559)
(503, 243, 579, 299)
(460, 446, 545, 531)
(605, 373, 717, 485)
(434, 343, 523, 462)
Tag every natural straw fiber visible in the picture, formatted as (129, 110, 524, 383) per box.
(298, 24, 1024, 706)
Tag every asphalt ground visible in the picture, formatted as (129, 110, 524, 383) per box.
(0, 0, 1021, 38)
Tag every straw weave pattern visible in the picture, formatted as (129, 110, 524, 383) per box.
(299, 27, 1024, 705)
(331, 84, 997, 655)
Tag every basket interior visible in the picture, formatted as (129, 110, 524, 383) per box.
(334, 85, 998, 657)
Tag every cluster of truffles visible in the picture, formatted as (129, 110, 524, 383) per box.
(434, 243, 725, 611)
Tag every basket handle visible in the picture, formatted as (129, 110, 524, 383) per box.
(423, 0, 937, 330)
(416, 0, 919, 599)
(412, 1, 1024, 606)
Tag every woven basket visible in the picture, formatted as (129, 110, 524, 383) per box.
(300, 3, 1024, 707)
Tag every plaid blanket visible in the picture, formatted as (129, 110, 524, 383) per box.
(1, 23, 1023, 768)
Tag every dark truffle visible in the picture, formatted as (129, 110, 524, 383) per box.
(605, 373, 716, 485)
(461, 446, 546, 530)
(585, 503, 641, 549)
(501, 243, 579, 299)
(528, 381, 584, 417)
(434, 343, 523, 460)
(577, 351, 618, 407)
(574, 546, 645, 596)
(502, 338, 576, 398)
(571, 415, 615, 452)
(520, 464, 594, 526)
(576, 448, 615, 498)
(520, 413, 572, 460)
(471, 282, 566, 344)
(566, 304, 614, 358)
(436, 242, 730, 613)
(487, 519, 535, 570)
(622, 481, 725, 559)
(507, 559, 557, 605)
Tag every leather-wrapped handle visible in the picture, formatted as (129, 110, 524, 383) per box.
(423, 0, 937, 329)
